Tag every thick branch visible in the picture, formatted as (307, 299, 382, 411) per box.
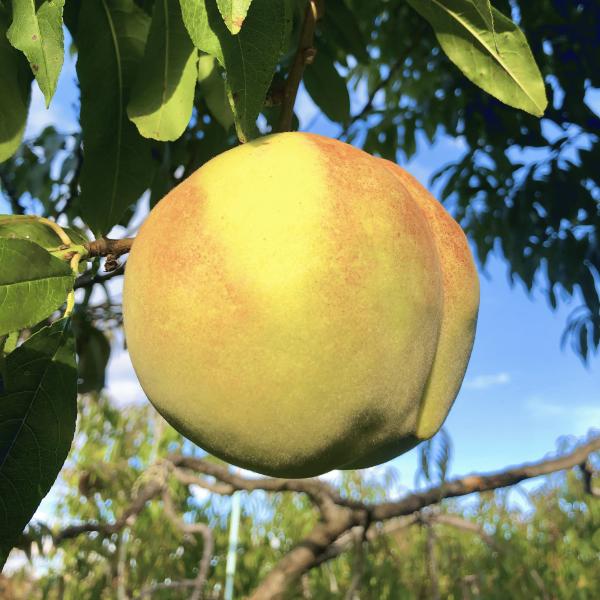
(277, 0, 324, 132)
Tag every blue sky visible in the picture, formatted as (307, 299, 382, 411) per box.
(5, 46, 599, 496)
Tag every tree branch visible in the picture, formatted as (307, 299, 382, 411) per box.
(36, 435, 600, 600)
(277, 0, 324, 133)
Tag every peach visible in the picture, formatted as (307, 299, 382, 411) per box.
(123, 133, 479, 477)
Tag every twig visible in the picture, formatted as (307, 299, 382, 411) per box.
(277, 0, 324, 132)
(162, 491, 214, 600)
(580, 460, 600, 497)
(84, 237, 135, 272)
(74, 265, 125, 290)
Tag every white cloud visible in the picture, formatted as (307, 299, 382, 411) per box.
(464, 372, 511, 391)
(527, 396, 600, 433)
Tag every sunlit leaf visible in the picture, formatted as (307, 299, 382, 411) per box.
(0, 238, 74, 337)
(216, 0, 253, 34)
(180, 0, 290, 141)
(407, 0, 547, 116)
(128, 0, 198, 141)
(6, 0, 65, 106)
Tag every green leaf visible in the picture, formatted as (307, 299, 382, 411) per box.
(0, 238, 74, 337)
(407, 0, 548, 117)
(197, 54, 234, 130)
(74, 316, 111, 394)
(180, 0, 289, 142)
(76, 0, 155, 236)
(0, 10, 31, 163)
(128, 0, 198, 141)
(6, 0, 65, 106)
(0, 319, 77, 566)
(0, 214, 88, 249)
(216, 0, 253, 34)
(303, 44, 350, 124)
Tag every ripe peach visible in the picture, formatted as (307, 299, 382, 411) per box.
(123, 133, 479, 477)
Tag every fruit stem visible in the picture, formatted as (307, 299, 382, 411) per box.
(277, 0, 324, 133)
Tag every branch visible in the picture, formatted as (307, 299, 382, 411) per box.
(580, 460, 600, 498)
(39, 436, 600, 600)
(85, 237, 134, 263)
(277, 0, 324, 132)
(74, 264, 125, 290)
(370, 435, 600, 521)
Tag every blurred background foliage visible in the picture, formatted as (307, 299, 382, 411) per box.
(3, 396, 600, 599)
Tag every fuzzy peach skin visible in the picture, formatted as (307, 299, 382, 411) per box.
(123, 132, 479, 478)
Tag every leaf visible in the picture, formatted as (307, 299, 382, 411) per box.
(0, 238, 74, 337)
(76, 0, 156, 236)
(304, 43, 350, 124)
(0, 214, 88, 249)
(6, 0, 65, 106)
(0, 319, 77, 567)
(216, 0, 253, 34)
(0, 9, 31, 163)
(128, 0, 198, 141)
(407, 0, 548, 117)
(180, 0, 289, 142)
(74, 316, 111, 394)
(472, 0, 498, 52)
(197, 54, 234, 130)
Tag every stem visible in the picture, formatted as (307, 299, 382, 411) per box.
(85, 237, 134, 259)
(37, 217, 72, 246)
(277, 0, 324, 133)
(64, 253, 82, 319)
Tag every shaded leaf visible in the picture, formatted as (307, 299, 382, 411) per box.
(0, 237, 74, 337)
(76, 0, 155, 235)
(180, 0, 289, 141)
(6, 0, 65, 106)
(0, 9, 31, 163)
(0, 319, 77, 567)
(74, 317, 111, 393)
(304, 43, 350, 124)
(407, 0, 547, 116)
(197, 54, 234, 130)
(128, 0, 198, 141)
(216, 0, 253, 34)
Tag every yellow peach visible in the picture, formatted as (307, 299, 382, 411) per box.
(123, 133, 479, 478)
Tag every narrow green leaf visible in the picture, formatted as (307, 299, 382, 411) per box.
(0, 10, 31, 163)
(472, 0, 498, 52)
(76, 0, 155, 235)
(0, 237, 74, 337)
(6, 0, 65, 106)
(0, 319, 77, 566)
(128, 0, 198, 141)
(180, 0, 290, 141)
(0, 214, 88, 249)
(407, 0, 548, 117)
(197, 54, 234, 130)
(303, 44, 350, 124)
(216, 0, 253, 34)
